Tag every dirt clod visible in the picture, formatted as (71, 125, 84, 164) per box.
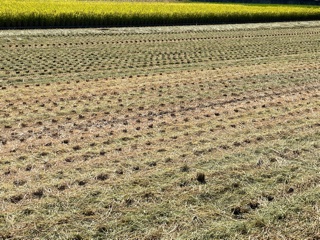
(96, 173, 108, 181)
(196, 172, 206, 184)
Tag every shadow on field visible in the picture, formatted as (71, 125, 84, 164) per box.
(188, 0, 320, 5)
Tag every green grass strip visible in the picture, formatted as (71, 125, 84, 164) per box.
(1, 0, 320, 28)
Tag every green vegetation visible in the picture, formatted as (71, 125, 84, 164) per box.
(0, 0, 320, 28)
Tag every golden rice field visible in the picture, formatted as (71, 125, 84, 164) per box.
(1, 0, 320, 28)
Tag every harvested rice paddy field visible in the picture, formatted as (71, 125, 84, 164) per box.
(1, 21, 320, 239)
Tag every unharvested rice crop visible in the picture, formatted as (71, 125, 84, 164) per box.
(1, 0, 320, 28)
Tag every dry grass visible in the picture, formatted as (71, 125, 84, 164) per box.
(0, 22, 320, 239)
